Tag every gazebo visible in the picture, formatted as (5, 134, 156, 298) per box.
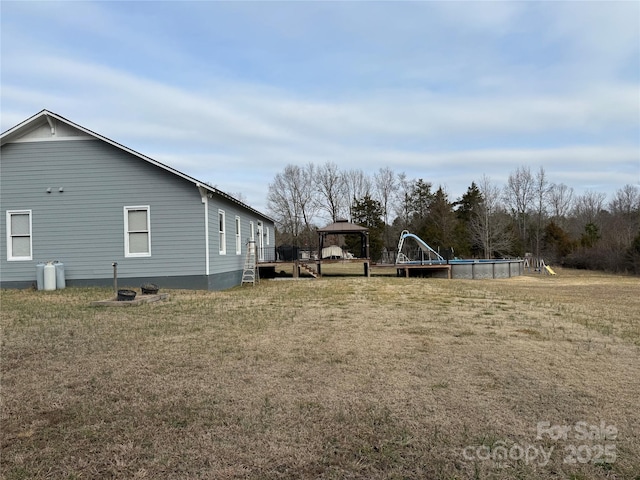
(316, 220, 370, 277)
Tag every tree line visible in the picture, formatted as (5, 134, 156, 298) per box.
(266, 163, 640, 274)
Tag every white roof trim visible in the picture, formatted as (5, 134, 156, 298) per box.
(8, 136, 98, 143)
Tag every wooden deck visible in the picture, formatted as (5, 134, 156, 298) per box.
(388, 263, 452, 279)
(258, 258, 523, 280)
(258, 259, 454, 279)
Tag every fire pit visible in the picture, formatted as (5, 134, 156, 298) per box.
(141, 283, 159, 295)
(117, 289, 137, 301)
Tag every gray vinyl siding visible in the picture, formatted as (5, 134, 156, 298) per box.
(207, 197, 275, 276)
(208, 197, 251, 275)
(1, 140, 206, 285)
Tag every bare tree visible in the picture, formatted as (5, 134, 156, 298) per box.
(533, 166, 550, 261)
(504, 165, 534, 250)
(573, 190, 607, 226)
(374, 167, 397, 250)
(393, 172, 414, 230)
(608, 184, 640, 246)
(266, 163, 319, 246)
(471, 175, 513, 258)
(548, 183, 574, 224)
(609, 184, 640, 217)
(568, 190, 607, 249)
(342, 169, 372, 221)
(316, 161, 347, 223)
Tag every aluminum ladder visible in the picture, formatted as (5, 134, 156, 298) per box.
(241, 240, 258, 285)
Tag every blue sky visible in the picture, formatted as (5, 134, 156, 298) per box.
(2, 1, 639, 214)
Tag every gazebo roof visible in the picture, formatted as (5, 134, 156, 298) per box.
(317, 220, 368, 234)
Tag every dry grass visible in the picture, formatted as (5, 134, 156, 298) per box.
(1, 269, 639, 479)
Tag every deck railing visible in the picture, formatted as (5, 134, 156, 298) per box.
(256, 246, 319, 263)
(256, 246, 277, 263)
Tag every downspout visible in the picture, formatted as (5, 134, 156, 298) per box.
(197, 185, 210, 276)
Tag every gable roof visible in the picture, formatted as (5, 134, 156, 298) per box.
(1, 109, 273, 222)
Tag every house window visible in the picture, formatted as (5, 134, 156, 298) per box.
(266, 227, 270, 246)
(124, 206, 151, 257)
(235, 216, 241, 255)
(219, 210, 226, 255)
(7, 210, 32, 261)
(250, 221, 255, 242)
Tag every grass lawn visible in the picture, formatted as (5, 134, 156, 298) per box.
(1, 268, 639, 479)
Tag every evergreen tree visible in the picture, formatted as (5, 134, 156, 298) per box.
(543, 221, 574, 261)
(581, 222, 601, 248)
(454, 182, 483, 257)
(423, 186, 457, 255)
(347, 195, 385, 261)
(408, 179, 434, 236)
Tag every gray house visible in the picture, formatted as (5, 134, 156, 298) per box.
(1, 110, 275, 290)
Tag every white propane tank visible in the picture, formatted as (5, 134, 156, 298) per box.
(44, 262, 56, 290)
(36, 263, 46, 290)
(54, 262, 65, 289)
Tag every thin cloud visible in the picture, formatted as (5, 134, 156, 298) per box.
(1, 1, 638, 214)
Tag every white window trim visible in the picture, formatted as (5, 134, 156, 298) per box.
(235, 216, 242, 255)
(124, 206, 151, 257)
(266, 226, 270, 246)
(6, 210, 33, 261)
(249, 221, 255, 242)
(219, 209, 226, 255)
